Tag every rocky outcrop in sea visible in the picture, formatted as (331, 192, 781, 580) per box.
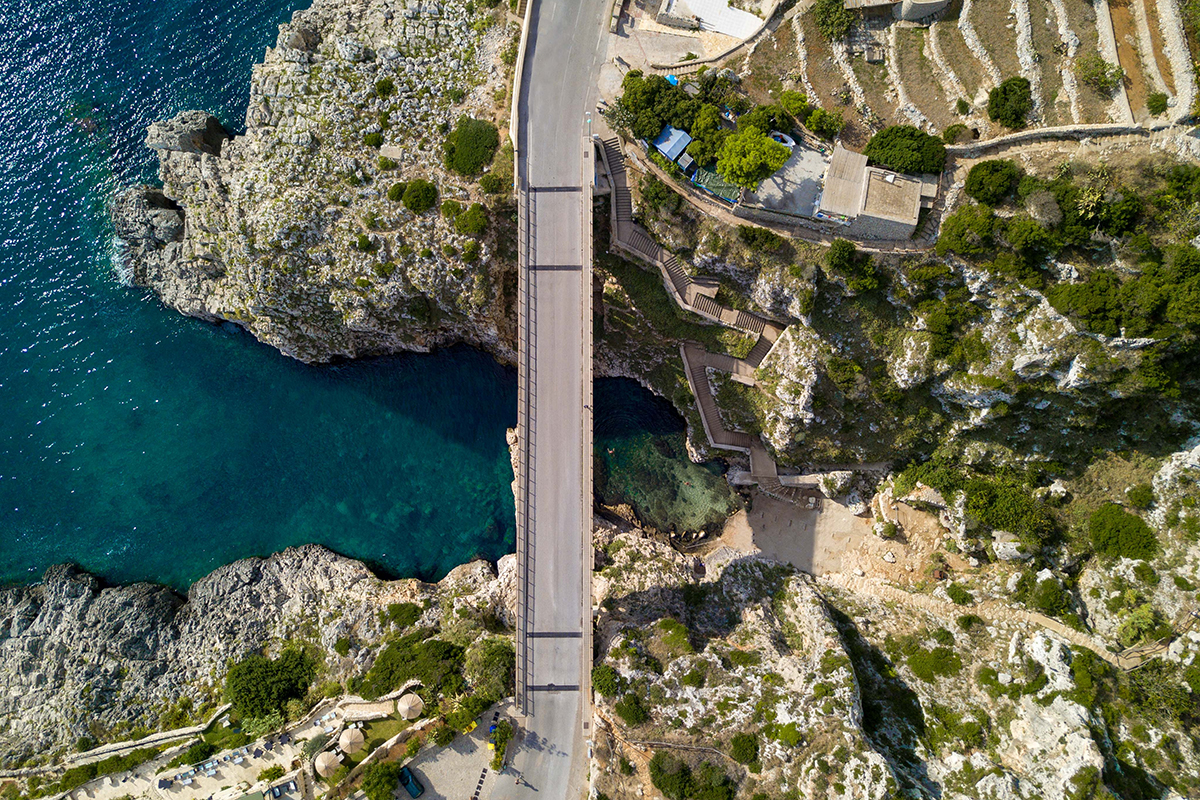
(113, 0, 518, 363)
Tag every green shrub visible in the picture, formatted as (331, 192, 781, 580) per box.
(490, 719, 514, 770)
(956, 614, 985, 631)
(378, 156, 398, 170)
(988, 77, 1033, 128)
(361, 762, 402, 800)
(225, 649, 315, 719)
(169, 741, 217, 767)
(479, 172, 509, 194)
(648, 752, 734, 800)
(462, 240, 481, 261)
(355, 234, 374, 252)
(402, 179, 439, 213)
(1030, 579, 1072, 617)
(387, 182, 407, 202)
(946, 583, 973, 605)
(444, 116, 500, 175)
(729, 649, 760, 668)
(955, 98, 970, 115)
(1127, 483, 1154, 509)
(729, 732, 758, 764)
(805, 107, 845, 140)
(258, 766, 285, 783)
(1075, 54, 1124, 94)
(935, 202, 995, 257)
(364, 132, 383, 148)
(965, 160, 1020, 205)
(779, 90, 811, 122)
(455, 203, 489, 235)
(641, 174, 682, 213)
(931, 627, 955, 646)
(942, 123, 968, 144)
(592, 663, 623, 697)
(375, 77, 396, 97)
(359, 631, 465, 699)
(614, 693, 651, 725)
(863, 125, 947, 174)
(1090, 503, 1157, 560)
(387, 602, 421, 627)
(681, 667, 706, 688)
(441, 199, 463, 219)
(433, 725, 456, 746)
(812, 0, 855, 40)
(1147, 92, 1169, 115)
(907, 646, 962, 682)
(334, 637, 351, 656)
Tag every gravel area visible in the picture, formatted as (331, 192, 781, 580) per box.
(1154, 0, 1197, 121)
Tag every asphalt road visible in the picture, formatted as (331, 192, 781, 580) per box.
(501, 0, 610, 798)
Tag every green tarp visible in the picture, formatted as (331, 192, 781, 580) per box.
(690, 167, 740, 203)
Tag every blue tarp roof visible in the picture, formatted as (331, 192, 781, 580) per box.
(652, 125, 692, 162)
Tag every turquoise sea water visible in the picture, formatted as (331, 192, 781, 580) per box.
(0, 0, 732, 590)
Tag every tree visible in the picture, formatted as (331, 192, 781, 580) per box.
(387, 182, 407, 202)
(1075, 54, 1125, 95)
(1089, 503, 1157, 559)
(813, 0, 855, 40)
(444, 116, 500, 176)
(965, 160, 1020, 205)
(716, 127, 790, 189)
(988, 77, 1033, 128)
(591, 664, 623, 698)
(684, 104, 727, 167)
(779, 90, 811, 123)
(402, 179, 439, 213)
(361, 762, 402, 800)
(805, 107, 845, 140)
(863, 125, 946, 173)
(935, 203, 996, 257)
(729, 733, 758, 764)
(225, 649, 315, 720)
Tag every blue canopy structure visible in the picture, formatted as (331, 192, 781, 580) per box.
(652, 126, 693, 162)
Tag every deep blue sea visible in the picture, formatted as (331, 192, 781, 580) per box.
(0, 0, 735, 591)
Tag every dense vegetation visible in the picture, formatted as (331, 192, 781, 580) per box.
(225, 649, 315, 720)
(1075, 54, 1125, 95)
(402, 179, 439, 214)
(361, 762, 403, 800)
(443, 116, 500, 176)
(358, 629, 466, 699)
(812, 0, 855, 40)
(964, 159, 1019, 206)
(648, 751, 735, 800)
(716, 127, 791, 188)
(987, 77, 1033, 128)
(863, 126, 946, 174)
(1090, 503, 1158, 559)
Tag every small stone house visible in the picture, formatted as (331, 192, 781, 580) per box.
(814, 144, 938, 240)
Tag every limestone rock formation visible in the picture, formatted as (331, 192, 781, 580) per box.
(0, 545, 515, 766)
(113, 0, 518, 363)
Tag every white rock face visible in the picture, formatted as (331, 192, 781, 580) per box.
(1005, 695, 1104, 800)
(753, 323, 820, 452)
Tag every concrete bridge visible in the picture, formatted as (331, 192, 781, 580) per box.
(498, 0, 610, 797)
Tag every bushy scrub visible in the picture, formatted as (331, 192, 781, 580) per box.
(863, 125, 947, 174)
(1127, 483, 1155, 509)
(1075, 54, 1125, 95)
(812, 0, 855, 40)
(906, 646, 962, 682)
(648, 752, 734, 800)
(1089, 503, 1157, 559)
(946, 583, 973, 605)
(364, 131, 383, 148)
(387, 182, 408, 202)
(614, 692, 651, 725)
(359, 629, 465, 699)
(592, 663, 623, 697)
(824, 238, 879, 293)
(641, 174, 682, 213)
(402, 179, 439, 213)
(779, 90, 811, 122)
(225, 649, 315, 719)
(361, 762, 402, 800)
(988, 77, 1033, 128)
(729, 733, 758, 764)
(965, 160, 1020, 205)
(455, 203, 489, 236)
(444, 116, 500, 176)
(805, 107, 845, 140)
(1147, 92, 1169, 115)
(935, 203, 995, 257)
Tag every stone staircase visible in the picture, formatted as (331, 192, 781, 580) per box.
(745, 333, 776, 368)
(681, 345, 758, 452)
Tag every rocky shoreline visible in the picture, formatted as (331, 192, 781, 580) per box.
(0, 545, 515, 767)
(114, 0, 519, 364)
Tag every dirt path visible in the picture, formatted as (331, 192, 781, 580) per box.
(819, 572, 1158, 669)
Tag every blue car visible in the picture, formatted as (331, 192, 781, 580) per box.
(398, 767, 424, 798)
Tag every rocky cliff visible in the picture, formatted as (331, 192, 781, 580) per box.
(113, 0, 518, 363)
(0, 545, 515, 767)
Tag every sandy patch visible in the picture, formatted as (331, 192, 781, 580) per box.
(718, 489, 869, 574)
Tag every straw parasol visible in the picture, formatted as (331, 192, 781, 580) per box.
(338, 727, 365, 754)
(396, 693, 424, 720)
(314, 751, 341, 778)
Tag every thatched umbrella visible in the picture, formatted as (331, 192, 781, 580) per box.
(338, 727, 365, 754)
(396, 693, 424, 720)
(314, 751, 341, 778)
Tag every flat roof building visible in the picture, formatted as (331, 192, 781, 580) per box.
(815, 144, 938, 240)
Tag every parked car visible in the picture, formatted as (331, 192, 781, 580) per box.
(398, 766, 424, 798)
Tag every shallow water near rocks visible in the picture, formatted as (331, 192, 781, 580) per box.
(0, 0, 731, 590)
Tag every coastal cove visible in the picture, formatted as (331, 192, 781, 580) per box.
(0, 0, 734, 591)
